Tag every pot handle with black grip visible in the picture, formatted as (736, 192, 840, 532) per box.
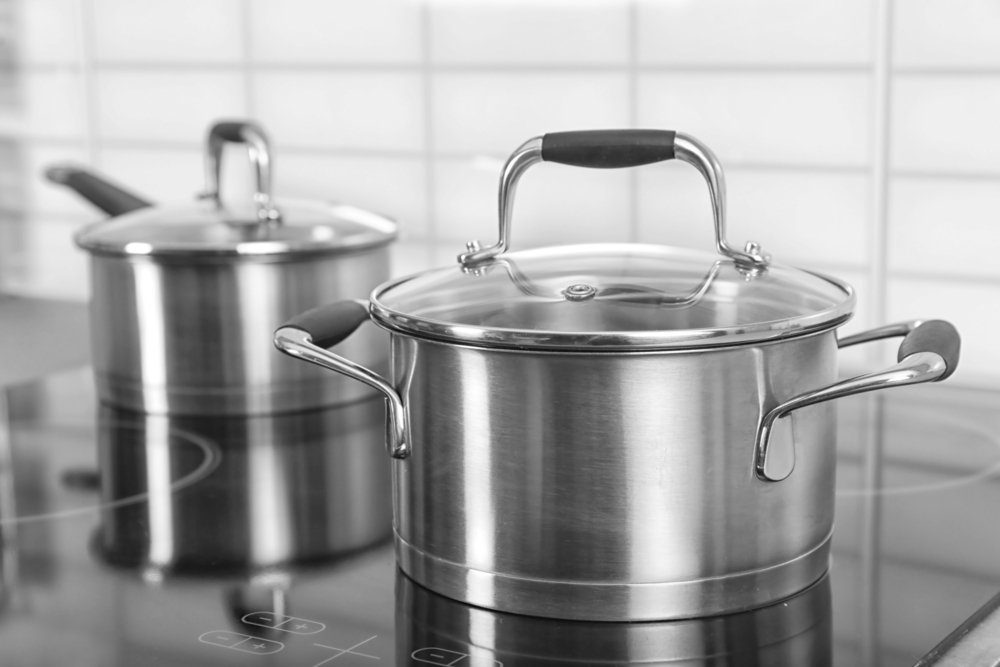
(274, 301, 410, 459)
(754, 319, 961, 482)
(457, 129, 769, 271)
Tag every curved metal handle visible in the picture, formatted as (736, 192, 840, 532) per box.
(457, 129, 768, 270)
(201, 120, 282, 224)
(754, 319, 961, 482)
(273, 301, 409, 459)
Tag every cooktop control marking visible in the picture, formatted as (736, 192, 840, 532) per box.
(412, 647, 503, 666)
(242, 610, 326, 635)
(312, 635, 380, 663)
(198, 630, 284, 655)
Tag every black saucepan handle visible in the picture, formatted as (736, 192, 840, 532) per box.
(45, 164, 153, 217)
(540, 129, 678, 169)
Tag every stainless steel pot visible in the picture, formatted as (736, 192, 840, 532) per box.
(273, 129, 961, 621)
(66, 120, 397, 415)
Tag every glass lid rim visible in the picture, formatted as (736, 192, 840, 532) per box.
(73, 198, 399, 257)
(368, 248, 858, 350)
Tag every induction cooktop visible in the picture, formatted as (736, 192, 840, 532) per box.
(0, 367, 998, 666)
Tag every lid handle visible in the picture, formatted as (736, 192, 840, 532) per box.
(201, 120, 282, 224)
(457, 129, 768, 270)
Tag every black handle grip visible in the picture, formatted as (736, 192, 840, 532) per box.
(898, 319, 961, 380)
(45, 165, 153, 216)
(280, 300, 370, 350)
(210, 121, 251, 143)
(540, 129, 677, 168)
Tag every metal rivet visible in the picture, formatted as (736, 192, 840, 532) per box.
(563, 283, 598, 301)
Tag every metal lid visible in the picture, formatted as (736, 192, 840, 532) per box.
(371, 243, 854, 350)
(369, 129, 855, 351)
(75, 199, 397, 258)
(74, 121, 397, 259)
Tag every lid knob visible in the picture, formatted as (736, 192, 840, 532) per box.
(201, 120, 283, 225)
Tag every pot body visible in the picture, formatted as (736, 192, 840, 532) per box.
(88, 247, 389, 415)
(389, 329, 839, 621)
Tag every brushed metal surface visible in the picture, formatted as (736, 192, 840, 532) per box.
(89, 247, 390, 415)
(387, 330, 839, 619)
(97, 397, 393, 573)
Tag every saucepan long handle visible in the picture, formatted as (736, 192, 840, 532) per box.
(273, 301, 409, 459)
(754, 319, 961, 482)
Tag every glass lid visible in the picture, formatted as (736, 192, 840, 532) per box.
(370, 129, 858, 351)
(370, 243, 855, 350)
(74, 198, 397, 258)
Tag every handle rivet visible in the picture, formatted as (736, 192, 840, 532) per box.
(563, 283, 598, 301)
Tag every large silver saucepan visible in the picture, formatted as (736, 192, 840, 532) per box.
(273, 129, 960, 621)
(53, 120, 397, 415)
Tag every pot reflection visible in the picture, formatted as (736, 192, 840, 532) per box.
(396, 572, 831, 666)
(94, 398, 392, 576)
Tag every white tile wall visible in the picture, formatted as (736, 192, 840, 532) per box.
(2, 0, 999, 387)
(430, 3, 630, 65)
(91, 0, 245, 63)
(636, 0, 872, 66)
(249, 0, 424, 64)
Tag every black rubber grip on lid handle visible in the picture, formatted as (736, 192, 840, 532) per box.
(211, 121, 255, 143)
(280, 300, 370, 350)
(540, 129, 677, 168)
(897, 319, 961, 380)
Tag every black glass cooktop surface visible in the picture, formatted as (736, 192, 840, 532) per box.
(0, 367, 998, 666)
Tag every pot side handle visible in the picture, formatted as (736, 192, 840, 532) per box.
(754, 319, 961, 482)
(273, 301, 409, 459)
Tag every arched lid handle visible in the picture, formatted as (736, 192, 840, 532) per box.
(201, 120, 282, 225)
(457, 129, 768, 270)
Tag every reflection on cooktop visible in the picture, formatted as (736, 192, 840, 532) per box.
(0, 367, 998, 666)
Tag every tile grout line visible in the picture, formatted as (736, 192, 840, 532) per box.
(241, 0, 255, 118)
(76, 0, 100, 166)
(627, 0, 639, 244)
(420, 3, 437, 248)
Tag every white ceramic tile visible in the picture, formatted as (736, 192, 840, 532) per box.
(18, 0, 81, 64)
(92, 0, 243, 62)
(433, 156, 632, 249)
(636, 0, 871, 65)
(273, 153, 427, 239)
(637, 73, 871, 167)
(249, 0, 422, 64)
(16, 217, 90, 300)
(21, 142, 99, 217)
(889, 177, 1000, 279)
(892, 77, 1000, 173)
(430, 3, 629, 64)
(895, 0, 1000, 68)
(637, 167, 871, 269)
(252, 72, 424, 152)
(888, 278, 1000, 387)
(0, 70, 87, 139)
(433, 73, 630, 154)
(96, 147, 206, 203)
(95, 71, 247, 143)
